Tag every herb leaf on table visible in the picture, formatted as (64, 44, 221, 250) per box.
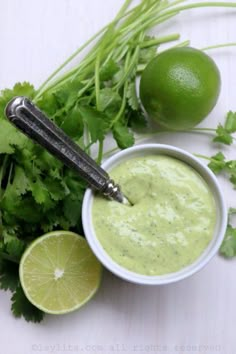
(220, 210, 236, 258)
(213, 111, 236, 145)
(11, 285, 45, 323)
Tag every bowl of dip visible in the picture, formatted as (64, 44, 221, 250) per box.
(82, 144, 227, 285)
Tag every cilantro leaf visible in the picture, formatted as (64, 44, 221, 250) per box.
(229, 207, 236, 215)
(78, 105, 108, 143)
(37, 92, 59, 117)
(0, 260, 19, 291)
(0, 82, 35, 117)
(225, 111, 236, 132)
(1, 225, 19, 243)
(112, 122, 135, 149)
(213, 124, 233, 145)
(44, 177, 69, 201)
(11, 285, 45, 322)
(29, 177, 52, 206)
(225, 161, 236, 190)
(213, 111, 236, 145)
(60, 103, 84, 138)
(128, 109, 147, 130)
(9, 166, 29, 196)
(0, 83, 36, 154)
(126, 82, 139, 111)
(0, 165, 40, 221)
(100, 59, 119, 82)
(53, 78, 83, 113)
(6, 239, 25, 261)
(208, 152, 226, 174)
(220, 224, 236, 258)
(10, 82, 35, 99)
(63, 195, 83, 228)
(207, 153, 236, 191)
(138, 36, 157, 64)
(31, 147, 63, 173)
(98, 88, 122, 114)
(0, 120, 28, 154)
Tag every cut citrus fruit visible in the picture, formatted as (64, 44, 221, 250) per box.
(19, 231, 102, 314)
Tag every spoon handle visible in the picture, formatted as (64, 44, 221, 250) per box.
(5, 96, 123, 202)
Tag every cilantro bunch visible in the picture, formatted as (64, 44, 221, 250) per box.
(0, 0, 184, 323)
(1, 0, 236, 322)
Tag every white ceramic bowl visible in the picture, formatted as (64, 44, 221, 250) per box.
(82, 144, 227, 285)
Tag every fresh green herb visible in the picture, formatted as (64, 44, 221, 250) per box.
(1, 0, 236, 322)
(195, 150, 236, 191)
(207, 152, 226, 174)
(220, 224, 236, 257)
(213, 111, 236, 145)
(11, 284, 45, 322)
(220, 209, 236, 258)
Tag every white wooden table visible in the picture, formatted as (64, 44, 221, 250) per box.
(0, 1, 236, 353)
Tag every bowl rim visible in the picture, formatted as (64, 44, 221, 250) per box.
(82, 143, 227, 285)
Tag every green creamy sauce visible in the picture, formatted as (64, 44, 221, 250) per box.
(92, 155, 216, 275)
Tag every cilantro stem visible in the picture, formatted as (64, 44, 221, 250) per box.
(113, 81, 129, 126)
(111, 48, 131, 127)
(97, 140, 104, 165)
(116, 32, 145, 90)
(140, 33, 180, 48)
(192, 127, 236, 141)
(123, 11, 180, 39)
(84, 141, 94, 154)
(35, 0, 157, 99)
(34, 1, 135, 98)
(119, 2, 162, 35)
(191, 127, 215, 132)
(162, 2, 236, 17)
(137, 38, 191, 72)
(170, 39, 191, 48)
(201, 42, 236, 51)
(95, 52, 101, 111)
(117, 0, 133, 15)
(103, 146, 120, 159)
(94, 0, 130, 111)
(35, 0, 180, 98)
(114, 33, 180, 65)
(34, 0, 236, 100)
(84, 127, 92, 156)
(34, 26, 106, 99)
(194, 154, 211, 161)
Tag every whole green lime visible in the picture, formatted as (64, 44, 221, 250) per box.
(139, 47, 221, 130)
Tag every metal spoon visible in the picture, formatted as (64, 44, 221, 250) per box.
(5, 96, 127, 204)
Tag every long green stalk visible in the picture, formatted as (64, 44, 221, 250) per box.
(35, 0, 156, 98)
(34, 27, 106, 99)
(35, 4, 175, 98)
(34, 0, 179, 98)
(34, 0, 236, 102)
(34, 0, 138, 98)
(46, 12, 179, 95)
(202, 42, 236, 51)
(162, 1, 236, 16)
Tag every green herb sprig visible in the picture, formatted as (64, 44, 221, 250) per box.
(1, 0, 236, 322)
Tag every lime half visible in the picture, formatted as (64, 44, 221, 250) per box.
(19, 231, 102, 314)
